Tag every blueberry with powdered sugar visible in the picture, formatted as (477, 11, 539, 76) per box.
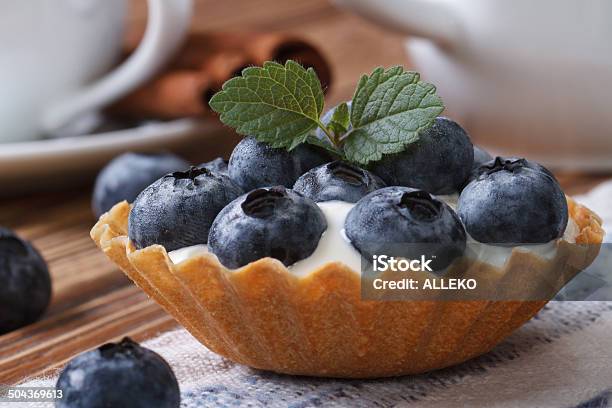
(372, 117, 474, 194)
(458, 157, 568, 244)
(293, 161, 385, 203)
(208, 186, 327, 268)
(345, 187, 466, 271)
(199, 157, 229, 176)
(128, 167, 242, 251)
(228, 136, 331, 191)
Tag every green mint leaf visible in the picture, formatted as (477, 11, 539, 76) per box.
(327, 102, 350, 136)
(209, 60, 325, 149)
(288, 133, 309, 151)
(342, 66, 444, 165)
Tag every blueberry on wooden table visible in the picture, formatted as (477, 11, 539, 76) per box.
(92, 152, 190, 217)
(0, 227, 51, 334)
(56, 337, 180, 408)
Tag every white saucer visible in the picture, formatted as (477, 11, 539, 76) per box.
(0, 118, 217, 195)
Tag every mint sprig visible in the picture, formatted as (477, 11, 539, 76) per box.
(343, 67, 444, 164)
(209, 60, 324, 149)
(209, 61, 444, 164)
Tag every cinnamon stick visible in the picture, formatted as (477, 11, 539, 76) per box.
(107, 32, 332, 121)
(107, 70, 211, 120)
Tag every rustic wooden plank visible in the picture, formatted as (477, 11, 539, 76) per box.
(0, 290, 176, 384)
(0, 286, 145, 351)
(15, 316, 179, 384)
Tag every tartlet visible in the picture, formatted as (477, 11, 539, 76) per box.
(91, 197, 603, 378)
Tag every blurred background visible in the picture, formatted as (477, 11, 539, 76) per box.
(1, 0, 412, 194)
(1, 0, 611, 384)
(3, 0, 610, 195)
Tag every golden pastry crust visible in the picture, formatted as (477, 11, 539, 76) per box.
(91, 197, 603, 378)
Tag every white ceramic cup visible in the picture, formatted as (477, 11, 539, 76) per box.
(334, 0, 612, 169)
(0, 0, 192, 143)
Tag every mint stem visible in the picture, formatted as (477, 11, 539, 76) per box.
(316, 120, 340, 150)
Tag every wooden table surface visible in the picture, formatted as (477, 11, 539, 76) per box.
(1, 0, 609, 386)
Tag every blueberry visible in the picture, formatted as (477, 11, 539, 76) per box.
(371, 117, 474, 194)
(457, 157, 568, 244)
(459, 145, 495, 190)
(0, 228, 51, 334)
(199, 157, 228, 176)
(92, 152, 189, 217)
(56, 337, 179, 408)
(293, 161, 386, 203)
(208, 187, 327, 268)
(467, 154, 556, 187)
(345, 187, 466, 271)
(128, 167, 242, 251)
(472, 146, 493, 169)
(493, 156, 556, 180)
(228, 136, 331, 191)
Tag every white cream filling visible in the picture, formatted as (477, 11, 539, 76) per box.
(465, 219, 578, 268)
(166, 201, 361, 276)
(167, 244, 209, 264)
(289, 201, 360, 277)
(168, 196, 580, 272)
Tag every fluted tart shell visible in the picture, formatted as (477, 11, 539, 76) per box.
(91, 197, 603, 378)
